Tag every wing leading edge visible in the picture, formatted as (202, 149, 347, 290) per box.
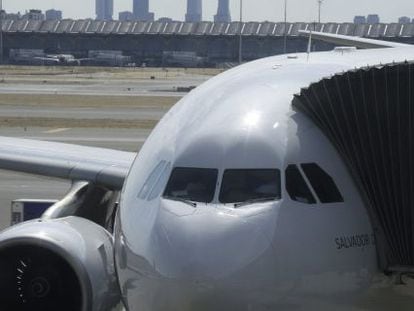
(0, 136, 136, 190)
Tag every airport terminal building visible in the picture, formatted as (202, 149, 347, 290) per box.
(1, 19, 414, 67)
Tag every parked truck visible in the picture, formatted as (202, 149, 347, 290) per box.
(10, 199, 58, 226)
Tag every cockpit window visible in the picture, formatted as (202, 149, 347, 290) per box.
(301, 163, 344, 203)
(285, 165, 316, 204)
(219, 169, 281, 204)
(138, 161, 167, 200)
(148, 162, 171, 201)
(163, 167, 218, 203)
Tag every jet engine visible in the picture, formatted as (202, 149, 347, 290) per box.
(0, 216, 120, 311)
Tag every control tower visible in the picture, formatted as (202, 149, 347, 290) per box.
(214, 0, 231, 23)
(186, 0, 202, 22)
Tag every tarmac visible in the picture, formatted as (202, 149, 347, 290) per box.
(0, 105, 167, 120)
(0, 127, 146, 230)
(0, 67, 215, 97)
(0, 66, 213, 230)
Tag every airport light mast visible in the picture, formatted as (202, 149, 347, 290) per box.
(283, 0, 287, 54)
(0, 0, 3, 65)
(318, 0, 323, 23)
(239, 0, 243, 64)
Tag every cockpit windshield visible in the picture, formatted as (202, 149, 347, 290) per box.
(163, 167, 218, 203)
(219, 169, 281, 205)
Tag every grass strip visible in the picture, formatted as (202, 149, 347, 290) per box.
(0, 117, 158, 129)
(0, 94, 179, 108)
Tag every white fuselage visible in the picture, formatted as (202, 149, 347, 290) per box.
(114, 48, 414, 310)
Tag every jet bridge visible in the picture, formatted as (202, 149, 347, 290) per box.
(293, 62, 414, 271)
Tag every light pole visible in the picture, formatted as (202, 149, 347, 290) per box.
(318, 0, 323, 24)
(0, 0, 3, 65)
(283, 0, 287, 54)
(238, 0, 243, 64)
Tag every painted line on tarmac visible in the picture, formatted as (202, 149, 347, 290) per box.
(44, 128, 70, 134)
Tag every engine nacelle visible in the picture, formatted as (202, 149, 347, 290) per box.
(0, 216, 120, 311)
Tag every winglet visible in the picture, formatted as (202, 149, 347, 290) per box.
(299, 30, 411, 49)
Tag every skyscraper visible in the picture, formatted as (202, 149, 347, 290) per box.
(46, 9, 62, 20)
(22, 9, 45, 20)
(398, 16, 411, 24)
(133, 0, 154, 21)
(353, 16, 366, 24)
(214, 0, 231, 23)
(119, 11, 134, 21)
(367, 14, 380, 24)
(96, 0, 113, 20)
(185, 0, 202, 22)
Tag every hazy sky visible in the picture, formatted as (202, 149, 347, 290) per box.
(2, 0, 413, 23)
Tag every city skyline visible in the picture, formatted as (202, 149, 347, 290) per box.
(215, 0, 231, 23)
(133, 0, 154, 21)
(185, 0, 202, 22)
(96, 0, 113, 20)
(2, 0, 414, 22)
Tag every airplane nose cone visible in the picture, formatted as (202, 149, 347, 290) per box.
(118, 202, 280, 311)
(151, 202, 274, 280)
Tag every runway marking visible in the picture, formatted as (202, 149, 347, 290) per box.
(44, 128, 70, 134)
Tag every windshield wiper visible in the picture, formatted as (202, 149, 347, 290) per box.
(163, 196, 197, 207)
(234, 196, 279, 208)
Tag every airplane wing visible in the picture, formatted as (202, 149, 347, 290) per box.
(0, 136, 136, 190)
(299, 30, 412, 49)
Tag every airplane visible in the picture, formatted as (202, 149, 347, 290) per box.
(34, 54, 89, 66)
(0, 31, 414, 311)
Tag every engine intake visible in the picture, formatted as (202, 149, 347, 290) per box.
(0, 217, 120, 311)
(0, 245, 81, 310)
